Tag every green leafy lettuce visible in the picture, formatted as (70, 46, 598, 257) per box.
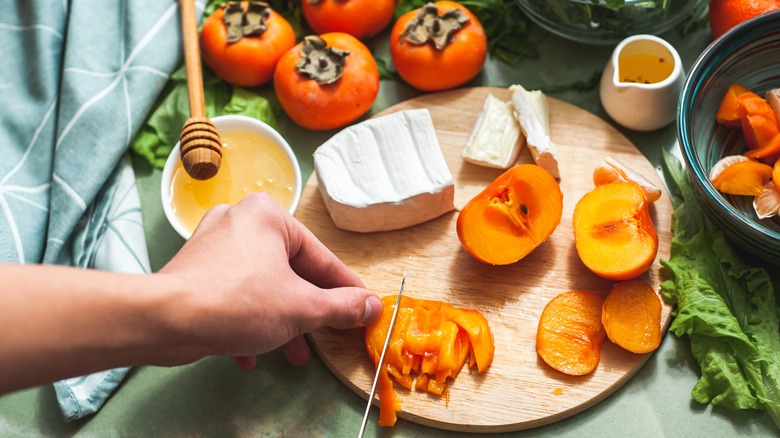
(131, 66, 278, 169)
(660, 151, 780, 427)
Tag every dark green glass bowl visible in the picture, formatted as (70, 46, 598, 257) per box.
(678, 11, 780, 264)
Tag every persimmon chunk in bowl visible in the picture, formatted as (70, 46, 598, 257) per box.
(678, 10, 780, 264)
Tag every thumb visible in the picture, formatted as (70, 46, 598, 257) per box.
(306, 288, 383, 331)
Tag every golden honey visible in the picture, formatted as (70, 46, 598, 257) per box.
(618, 53, 674, 84)
(169, 130, 297, 234)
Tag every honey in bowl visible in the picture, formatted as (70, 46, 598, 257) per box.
(168, 128, 298, 235)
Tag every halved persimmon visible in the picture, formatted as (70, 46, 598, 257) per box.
(457, 164, 563, 265)
(537, 290, 606, 376)
(573, 181, 658, 281)
(601, 280, 662, 354)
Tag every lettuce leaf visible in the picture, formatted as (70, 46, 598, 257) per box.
(130, 65, 278, 169)
(660, 151, 780, 427)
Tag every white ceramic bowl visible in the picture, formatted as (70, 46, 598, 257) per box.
(161, 115, 302, 240)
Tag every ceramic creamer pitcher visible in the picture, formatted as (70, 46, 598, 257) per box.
(599, 34, 684, 131)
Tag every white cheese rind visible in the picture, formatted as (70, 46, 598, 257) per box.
(510, 84, 560, 179)
(313, 109, 455, 233)
(461, 93, 525, 169)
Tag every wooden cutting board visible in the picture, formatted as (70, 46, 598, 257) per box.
(296, 87, 674, 433)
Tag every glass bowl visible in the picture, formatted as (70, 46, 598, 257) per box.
(515, 0, 702, 45)
(678, 10, 780, 264)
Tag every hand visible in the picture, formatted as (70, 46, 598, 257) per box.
(159, 192, 383, 369)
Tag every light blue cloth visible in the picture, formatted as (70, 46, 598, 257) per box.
(0, 0, 202, 421)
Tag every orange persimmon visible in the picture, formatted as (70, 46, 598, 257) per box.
(301, 0, 395, 40)
(738, 92, 780, 149)
(365, 295, 494, 427)
(573, 182, 658, 281)
(601, 280, 662, 354)
(711, 159, 773, 196)
(390, 1, 487, 91)
(592, 156, 662, 203)
(457, 164, 563, 265)
(274, 32, 379, 130)
(200, 1, 296, 87)
(744, 133, 780, 160)
(537, 290, 606, 376)
(773, 157, 780, 195)
(716, 83, 751, 127)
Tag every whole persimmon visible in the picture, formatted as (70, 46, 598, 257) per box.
(390, 1, 487, 91)
(573, 181, 658, 281)
(457, 164, 563, 265)
(709, 0, 780, 39)
(274, 33, 380, 130)
(301, 0, 395, 40)
(200, 1, 296, 87)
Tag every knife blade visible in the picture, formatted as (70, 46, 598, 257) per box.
(357, 271, 406, 438)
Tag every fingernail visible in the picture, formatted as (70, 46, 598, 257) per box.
(362, 295, 383, 325)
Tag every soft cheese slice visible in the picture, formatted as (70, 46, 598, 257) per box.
(313, 109, 455, 233)
(461, 93, 525, 168)
(510, 84, 560, 179)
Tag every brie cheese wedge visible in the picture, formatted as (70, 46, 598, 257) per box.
(510, 84, 560, 179)
(313, 109, 455, 233)
(461, 93, 525, 169)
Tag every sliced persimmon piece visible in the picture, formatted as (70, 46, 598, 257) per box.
(738, 93, 780, 149)
(754, 182, 780, 219)
(716, 83, 751, 127)
(711, 160, 773, 196)
(601, 280, 662, 354)
(457, 164, 563, 265)
(537, 290, 606, 376)
(744, 133, 780, 160)
(592, 156, 662, 202)
(709, 155, 750, 181)
(573, 182, 658, 281)
(773, 157, 780, 195)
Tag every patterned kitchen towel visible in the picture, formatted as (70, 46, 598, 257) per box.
(0, 0, 203, 421)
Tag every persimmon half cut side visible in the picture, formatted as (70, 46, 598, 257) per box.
(537, 290, 606, 376)
(573, 181, 658, 281)
(457, 164, 563, 265)
(601, 280, 662, 354)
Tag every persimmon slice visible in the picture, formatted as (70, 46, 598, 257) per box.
(711, 160, 773, 196)
(716, 83, 751, 127)
(602, 280, 662, 354)
(573, 181, 658, 281)
(457, 164, 563, 265)
(537, 290, 606, 376)
(365, 295, 494, 427)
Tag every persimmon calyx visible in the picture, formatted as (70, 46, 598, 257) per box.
(223, 1, 270, 43)
(295, 35, 350, 85)
(401, 3, 469, 50)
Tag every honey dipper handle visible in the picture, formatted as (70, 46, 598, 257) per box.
(180, 0, 205, 118)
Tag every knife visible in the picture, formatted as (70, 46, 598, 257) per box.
(357, 271, 406, 438)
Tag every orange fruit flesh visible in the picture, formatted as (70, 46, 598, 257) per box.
(573, 182, 658, 281)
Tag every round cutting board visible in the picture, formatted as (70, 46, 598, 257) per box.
(296, 87, 674, 432)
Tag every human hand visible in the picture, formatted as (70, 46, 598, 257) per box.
(158, 192, 383, 369)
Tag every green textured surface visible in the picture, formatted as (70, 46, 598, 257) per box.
(2, 24, 779, 437)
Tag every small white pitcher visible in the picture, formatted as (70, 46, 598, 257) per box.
(599, 34, 684, 131)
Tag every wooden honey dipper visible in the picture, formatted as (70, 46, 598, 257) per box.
(178, 0, 222, 180)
